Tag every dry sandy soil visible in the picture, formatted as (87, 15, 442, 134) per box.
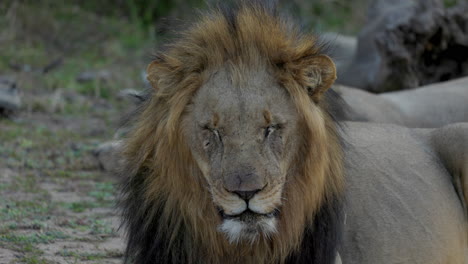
(0, 95, 128, 263)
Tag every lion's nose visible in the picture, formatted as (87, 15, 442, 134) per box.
(223, 169, 266, 201)
(233, 189, 261, 201)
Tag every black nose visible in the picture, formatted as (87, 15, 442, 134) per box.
(233, 189, 261, 201)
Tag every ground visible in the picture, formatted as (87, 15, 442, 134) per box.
(0, 103, 127, 264)
(0, 1, 365, 263)
(0, 2, 147, 263)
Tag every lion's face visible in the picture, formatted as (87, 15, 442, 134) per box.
(182, 65, 301, 243)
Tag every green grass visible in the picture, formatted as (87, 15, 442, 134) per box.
(20, 256, 49, 264)
(0, 199, 53, 222)
(61, 201, 99, 213)
(1, 1, 150, 101)
(444, 0, 460, 7)
(0, 118, 105, 172)
(0, 231, 67, 264)
(7, 174, 42, 193)
(5, 220, 45, 231)
(46, 170, 99, 180)
(89, 182, 116, 202)
(89, 219, 117, 236)
(0, 230, 68, 262)
(57, 249, 123, 261)
(0, 231, 69, 245)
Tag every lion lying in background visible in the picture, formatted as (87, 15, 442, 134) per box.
(119, 2, 467, 263)
(335, 78, 468, 127)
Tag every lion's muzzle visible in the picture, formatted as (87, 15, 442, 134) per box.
(213, 171, 283, 244)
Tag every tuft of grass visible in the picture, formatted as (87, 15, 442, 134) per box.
(443, 0, 457, 7)
(0, 231, 68, 245)
(0, 199, 53, 222)
(1, 1, 151, 101)
(89, 219, 117, 236)
(5, 220, 45, 231)
(46, 170, 99, 180)
(62, 201, 99, 213)
(57, 249, 122, 261)
(88, 182, 115, 202)
(20, 255, 49, 264)
(0, 231, 67, 263)
(0, 230, 69, 262)
(6, 173, 46, 194)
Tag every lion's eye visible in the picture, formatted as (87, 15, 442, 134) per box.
(264, 125, 281, 138)
(202, 125, 222, 148)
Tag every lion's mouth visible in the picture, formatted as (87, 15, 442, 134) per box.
(217, 209, 280, 243)
(220, 209, 279, 221)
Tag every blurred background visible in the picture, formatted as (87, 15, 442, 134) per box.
(1, 0, 467, 263)
(0, 0, 370, 106)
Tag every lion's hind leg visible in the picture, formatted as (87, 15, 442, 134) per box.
(429, 123, 468, 227)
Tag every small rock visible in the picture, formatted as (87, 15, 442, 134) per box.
(0, 76, 21, 115)
(94, 140, 124, 173)
(76, 70, 111, 83)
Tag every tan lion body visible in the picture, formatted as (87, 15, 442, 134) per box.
(341, 122, 467, 264)
(120, 2, 468, 264)
(335, 77, 468, 128)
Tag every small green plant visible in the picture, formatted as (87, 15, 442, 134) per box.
(444, 0, 459, 7)
(62, 201, 99, 213)
(89, 219, 116, 236)
(88, 182, 115, 203)
(20, 255, 49, 264)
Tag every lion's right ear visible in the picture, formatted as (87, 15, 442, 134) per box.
(286, 55, 337, 103)
(299, 55, 337, 103)
(146, 60, 163, 91)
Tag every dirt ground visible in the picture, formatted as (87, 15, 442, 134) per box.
(0, 94, 128, 263)
(0, 2, 147, 263)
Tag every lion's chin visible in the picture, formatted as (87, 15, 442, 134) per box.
(218, 211, 278, 244)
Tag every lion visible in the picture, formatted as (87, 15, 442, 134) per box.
(119, 2, 468, 264)
(334, 77, 468, 128)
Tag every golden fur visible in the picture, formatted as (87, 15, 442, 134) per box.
(122, 3, 343, 263)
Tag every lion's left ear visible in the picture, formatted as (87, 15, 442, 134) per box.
(295, 55, 337, 102)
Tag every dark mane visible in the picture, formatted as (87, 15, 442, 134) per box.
(120, 1, 345, 263)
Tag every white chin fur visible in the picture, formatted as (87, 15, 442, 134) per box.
(218, 217, 278, 244)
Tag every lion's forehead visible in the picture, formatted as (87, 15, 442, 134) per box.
(191, 67, 296, 128)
